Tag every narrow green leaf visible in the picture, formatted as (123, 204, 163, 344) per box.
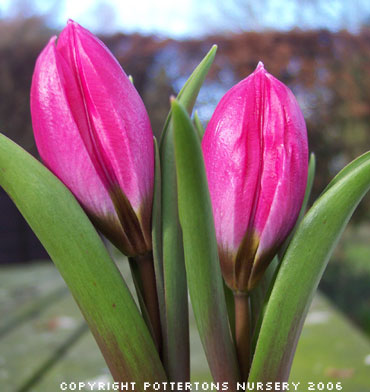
(223, 281, 235, 341)
(249, 153, 370, 383)
(160, 45, 217, 144)
(0, 134, 167, 388)
(151, 138, 167, 346)
(158, 45, 217, 382)
(160, 120, 189, 381)
(194, 110, 205, 140)
(176, 45, 217, 109)
(172, 100, 240, 387)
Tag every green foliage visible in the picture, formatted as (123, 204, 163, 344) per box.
(0, 134, 167, 389)
(193, 111, 205, 140)
(320, 223, 370, 335)
(172, 100, 240, 386)
(158, 45, 217, 381)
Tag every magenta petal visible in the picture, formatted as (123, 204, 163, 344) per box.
(30, 37, 120, 227)
(202, 76, 262, 252)
(56, 20, 154, 213)
(202, 62, 308, 291)
(254, 71, 308, 257)
(31, 22, 154, 256)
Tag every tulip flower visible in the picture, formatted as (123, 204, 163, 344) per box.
(30, 20, 154, 257)
(202, 62, 308, 293)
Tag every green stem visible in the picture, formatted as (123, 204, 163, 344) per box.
(131, 252, 162, 355)
(234, 291, 251, 381)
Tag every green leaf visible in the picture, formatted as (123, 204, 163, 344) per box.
(176, 45, 217, 110)
(160, 45, 217, 144)
(194, 110, 205, 140)
(159, 45, 217, 382)
(160, 118, 188, 382)
(0, 134, 167, 388)
(151, 138, 167, 344)
(223, 280, 236, 341)
(172, 100, 240, 387)
(248, 152, 370, 383)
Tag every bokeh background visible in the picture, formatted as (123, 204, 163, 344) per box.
(0, 0, 369, 391)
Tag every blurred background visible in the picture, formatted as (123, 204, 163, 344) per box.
(0, 0, 369, 391)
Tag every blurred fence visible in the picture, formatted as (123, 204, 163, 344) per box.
(0, 17, 369, 262)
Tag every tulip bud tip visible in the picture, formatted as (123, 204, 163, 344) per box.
(49, 36, 57, 45)
(67, 19, 79, 28)
(256, 61, 265, 71)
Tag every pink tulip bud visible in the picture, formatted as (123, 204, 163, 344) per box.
(202, 62, 308, 292)
(31, 20, 154, 256)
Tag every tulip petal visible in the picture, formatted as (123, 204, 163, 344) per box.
(202, 62, 308, 291)
(56, 21, 154, 217)
(253, 69, 308, 266)
(30, 37, 129, 252)
(202, 77, 262, 252)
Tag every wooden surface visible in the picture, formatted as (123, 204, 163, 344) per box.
(0, 262, 369, 391)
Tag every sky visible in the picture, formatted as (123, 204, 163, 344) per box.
(0, 0, 369, 38)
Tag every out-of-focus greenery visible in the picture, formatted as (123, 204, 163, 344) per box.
(290, 294, 370, 391)
(320, 224, 370, 335)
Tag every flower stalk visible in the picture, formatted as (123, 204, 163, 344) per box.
(234, 292, 251, 381)
(130, 252, 163, 354)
